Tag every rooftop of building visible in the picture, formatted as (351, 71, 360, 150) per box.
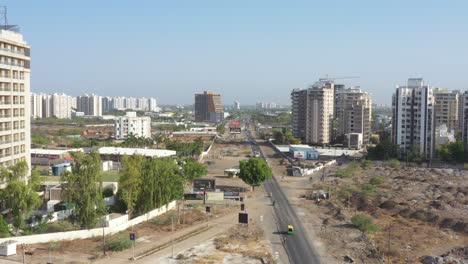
(98, 147, 176, 157)
(31, 148, 84, 156)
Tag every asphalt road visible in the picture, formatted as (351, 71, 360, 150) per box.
(244, 129, 321, 264)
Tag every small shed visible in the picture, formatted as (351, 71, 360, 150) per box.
(0, 240, 16, 256)
(51, 163, 72, 176)
(289, 145, 319, 160)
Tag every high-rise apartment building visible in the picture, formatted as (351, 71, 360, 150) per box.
(0, 27, 31, 170)
(115, 112, 151, 139)
(51, 93, 72, 119)
(30, 92, 42, 119)
(31, 92, 73, 119)
(194, 91, 223, 123)
(335, 87, 372, 144)
(433, 88, 460, 134)
(77, 94, 102, 116)
(392, 78, 434, 159)
(291, 80, 335, 145)
(125, 97, 137, 110)
(102, 96, 113, 112)
(148, 97, 157, 112)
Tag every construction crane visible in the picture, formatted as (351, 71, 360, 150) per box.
(319, 75, 360, 82)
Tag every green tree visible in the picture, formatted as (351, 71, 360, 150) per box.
(180, 159, 208, 182)
(135, 157, 184, 214)
(118, 155, 144, 217)
(0, 162, 41, 232)
(366, 139, 398, 160)
(216, 123, 226, 135)
(239, 157, 272, 190)
(0, 215, 9, 238)
(61, 151, 104, 229)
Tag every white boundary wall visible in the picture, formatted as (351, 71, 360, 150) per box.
(0, 201, 176, 245)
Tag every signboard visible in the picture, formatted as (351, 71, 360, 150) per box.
(230, 120, 241, 127)
(294, 151, 304, 159)
(206, 192, 224, 201)
(238, 213, 248, 224)
(224, 191, 240, 200)
(193, 179, 216, 192)
(184, 193, 204, 200)
(129, 233, 135, 241)
(206, 206, 211, 213)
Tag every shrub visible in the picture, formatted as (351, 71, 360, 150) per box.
(389, 159, 400, 169)
(103, 188, 114, 198)
(351, 214, 378, 233)
(335, 168, 353, 178)
(359, 184, 377, 197)
(105, 234, 132, 252)
(369, 177, 384, 186)
(0, 215, 9, 238)
(360, 160, 372, 169)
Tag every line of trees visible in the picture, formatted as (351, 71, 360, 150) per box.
(165, 137, 205, 157)
(118, 155, 207, 217)
(273, 128, 300, 145)
(61, 151, 207, 228)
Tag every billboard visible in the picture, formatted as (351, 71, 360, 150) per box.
(206, 192, 224, 201)
(294, 151, 304, 159)
(193, 179, 216, 192)
(230, 120, 241, 127)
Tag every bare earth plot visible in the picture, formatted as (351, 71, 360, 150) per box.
(259, 138, 468, 264)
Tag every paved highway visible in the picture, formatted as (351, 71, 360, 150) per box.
(244, 129, 321, 264)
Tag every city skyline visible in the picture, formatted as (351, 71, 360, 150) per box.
(5, 0, 468, 105)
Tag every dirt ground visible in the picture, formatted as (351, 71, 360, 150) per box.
(259, 138, 468, 264)
(156, 224, 274, 264)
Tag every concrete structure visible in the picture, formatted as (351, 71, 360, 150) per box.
(114, 111, 151, 139)
(76, 94, 102, 116)
(289, 144, 319, 160)
(435, 124, 455, 146)
(335, 87, 372, 144)
(256, 102, 278, 109)
(392, 78, 435, 159)
(0, 201, 176, 245)
(291, 79, 335, 145)
(433, 88, 460, 134)
(98, 147, 176, 159)
(347, 133, 363, 149)
(194, 91, 223, 123)
(0, 27, 31, 172)
(30, 92, 73, 119)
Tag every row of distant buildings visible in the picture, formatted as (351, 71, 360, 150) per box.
(30, 93, 158, 119)
(391, 78, 465, 159)
(291, 79, 372, 148)
(290, 77, 467, 159)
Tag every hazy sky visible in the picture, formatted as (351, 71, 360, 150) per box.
(5, 0, 468, 105)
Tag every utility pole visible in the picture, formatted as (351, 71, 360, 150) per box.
(171, 216, 175, 258)
(131, 224, 135, 260)
(102, 222, 106, 256)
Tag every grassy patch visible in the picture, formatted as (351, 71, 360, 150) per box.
(351, 214, 378, 233)
(369, 176, 384, 186)
(152, 212, 176, 226)
(102, 170, 120, 182)
(41, 176, 60, 182)
(105, 233, 132, 252)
